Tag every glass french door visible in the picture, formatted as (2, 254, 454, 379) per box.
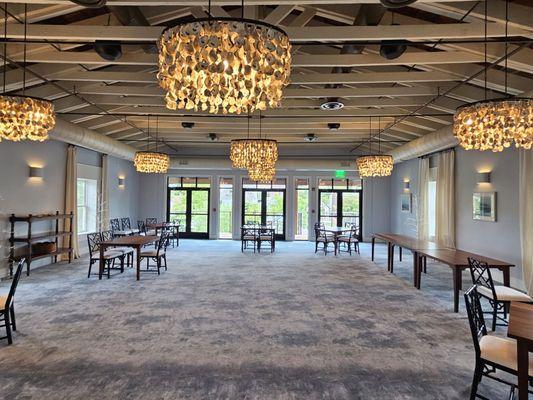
(242, 189, 286, 240)
(168, 188, 210, 239)
(318, 189, 362, 241)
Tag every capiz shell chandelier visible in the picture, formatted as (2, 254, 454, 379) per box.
(357, 155, 394, 178)
(453, 98, 532, 152)
(248, 162, 276, 183)
(157, 18, 291, 114)
(134, 151, 170, 174)
(0, 95, 56, 142)
(230, 139, 278, 169)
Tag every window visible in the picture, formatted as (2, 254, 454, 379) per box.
(77, 178, 98, 234)
(295, 179, 309, 240)
(219, 178, 233, 239)
(427, 168, 437, 240)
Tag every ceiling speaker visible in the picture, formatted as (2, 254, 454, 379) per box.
(379, 0, 417, 9)
(94, 41, 122, 61)
(70, 0, 107, 8)
(380, 41, 407, 60)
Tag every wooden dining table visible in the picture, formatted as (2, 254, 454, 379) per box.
(323, 226, 353, 255)
(146, 222, 180, 235)
(241, 225, 276, 252)
(99, 235, 159, 281)
(507, 302, 533, 400)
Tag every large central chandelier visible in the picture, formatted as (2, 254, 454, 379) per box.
(357, 155, 394, 178)
(453, 98, 532, 152)
(157, 9, 291, 114)
(0, 6, 55, 142)
(134, 116, 170, 174)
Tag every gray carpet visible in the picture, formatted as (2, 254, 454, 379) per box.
(0, 240, 509, 399)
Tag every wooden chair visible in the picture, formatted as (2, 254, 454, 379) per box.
(314, 223, 335, 255)
(139, 232, 169, 275)
(0, 260, 23, 345)
(86, 232, 124, 279)
(241, 226, 258, 253)
(468, 257, 532, 331)
(145, 218, 158, 225)
(258, 227, 275, 253)
(337, 225, 360, 255)
(101, 230, 134, 267)
(464, 285, 533, 400)
(120, 217, 139, 235)
(170, 219, 180, 247)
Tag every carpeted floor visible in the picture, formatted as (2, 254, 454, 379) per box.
(0, 240, 510, 399)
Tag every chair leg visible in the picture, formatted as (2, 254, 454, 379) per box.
(120, 256, 125, 273)
(10, 305, 16, 331)
(88, 259, 93, 278)
(470, 361, 484, 400)
(4, 312, 12, 345)
(315, 241, 318, 253)
(157, 258, 161, 275)
(163, 255, 167, 270)
(107, 260, 111, 279)
(492, 302, 498, 331)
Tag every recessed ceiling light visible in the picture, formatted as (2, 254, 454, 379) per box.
(379, 0, 417, 9)
(304, 133, 319, 142)
(320, 99, 345, 111)
(328, 123, 340, 131)
(182, 122, 195, 129)
(70, 0, 107, 8)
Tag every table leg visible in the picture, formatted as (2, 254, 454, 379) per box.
(99, 245, 105, 280)
(502, 267, 510, 287)
(136, 245, 141, 281)
(371, 236, 375, 261)
(452, 267, 461, 313)
(386, 242, 391, 271)
(516, 340, 529, 400)
(399, 246, 402, 261)
(413, 251, 418, 288)
(390, 245, 394, 273)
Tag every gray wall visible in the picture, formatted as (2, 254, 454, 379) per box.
(107, 155, 140, 223)
(389, 147, 524, 289)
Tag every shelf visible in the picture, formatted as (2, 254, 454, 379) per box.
(10, 231, 72, 243)
(12, 248, 72, 262)
(10, 213, 73, 222)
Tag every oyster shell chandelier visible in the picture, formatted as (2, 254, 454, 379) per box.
(248, 161, 276, 183)
(453, 98, 532, 152)
(0, 5, 55, 142)
(357, 155, 394, 178)
(453, 0, 532, 152)
(134, 116, 169, 174)
(157, 12, 291, 115)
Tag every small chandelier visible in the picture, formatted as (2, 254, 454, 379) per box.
(357, 155, 394, 178)
(453, 98, 532, 152)
(0, 6, 55, 142)
(230, 138, 278, 169)
(248, 162, 276, 183)
(0, 95, 56, 142)
(157, 1, 291, 115)
(134, 116, 169, 174)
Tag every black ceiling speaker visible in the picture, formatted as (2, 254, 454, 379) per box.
(94, 41, 122, 62)
(182, 122, 195, 129)
(207, 133, 218, 142)
(379, 0, 417, 9)
(380, 40, 407, 60)
(304, 133, 319, 142)
(328, 123, 340, 131)
(70, 0, 107, 8)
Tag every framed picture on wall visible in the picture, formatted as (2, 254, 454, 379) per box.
(401, 193, 412, 213)
(473, 192, 496, 222)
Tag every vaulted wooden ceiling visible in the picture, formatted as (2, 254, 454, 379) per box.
(2, 0, 532, 158)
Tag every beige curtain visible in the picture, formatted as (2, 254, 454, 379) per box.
(100, 154, 109, 231)
(417, 157, 430, 241)
(64, 145, 80, 259)
(519, 149, 533, 296)
(435, 150, 455, 248)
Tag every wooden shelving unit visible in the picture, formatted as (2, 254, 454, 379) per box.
(9, 211, 74, 276)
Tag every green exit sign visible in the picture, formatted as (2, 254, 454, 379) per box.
(335, 170, 346, 179)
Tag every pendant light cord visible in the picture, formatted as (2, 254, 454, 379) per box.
(156, 115, 159, 152)
(22, 3, 26, 96)
(241, 0, 244, 20)
(207, 0, 211, 18)
(504, 0, 509, 97)
(484, 0, 487, 100)
(147, 115, 150, 152)
(369, 116, 372, 155)
(2, 3, 6, 94)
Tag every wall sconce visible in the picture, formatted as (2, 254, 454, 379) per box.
(403, 181, 410, 191)
(118, 177, 125, 187)
(29, 166, 43, 178)
(477, 172, 491, 184)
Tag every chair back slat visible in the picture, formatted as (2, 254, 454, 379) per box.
(137, 220, 146, 234)
(100, 230, 113, 242)
(464, 285, 487, 357)
(146, 218, 157, 225)
(5, 260, 24, 309)
(110, 218, 120, 231)
(120, 217, 131, 230)
(87, 232, 101, 257)
(468, 257, 497, 299)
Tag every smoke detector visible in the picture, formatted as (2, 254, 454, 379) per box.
(304, 134, 319, 142)
(70, 0, 107, 7)
(181, 122, 195, 129)
(207, 133, 218, 142)
(328, 123, 340, 131)
(320, 99, 345, 111)
(380, 0, 417, 9)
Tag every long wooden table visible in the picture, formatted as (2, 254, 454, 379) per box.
(507, 302, 533, 400)
(372, 233, 514, 312)
(99, 235, 159, 281)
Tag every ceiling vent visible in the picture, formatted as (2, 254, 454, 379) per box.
(178, 160, 189, 165)
(328, 123, 340, 131)
(70, 0, 107, 8)
(94, 41, 123, 61)
(320, 99, 345, 111)
(304, 133, 319, 142)
(379, 0, 418, 9)
(182, 122, 195, 129)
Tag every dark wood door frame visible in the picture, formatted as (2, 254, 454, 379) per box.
(242, 188, 286, 240)
(318, 189, 363, 242)
(167, 187, 210, 239)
